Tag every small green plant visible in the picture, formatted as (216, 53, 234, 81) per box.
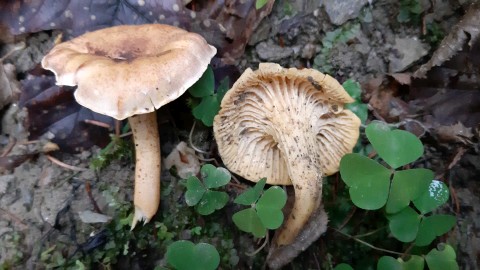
(313, 23, 360, 74)
(424, 22, 445, 47)
(338, 121, 457, 269)
(185, 164, 231, 215)
(165, 240, 220, 270)
(342, 79, 367, 124)
(397, 0, 422, 23)
(188, 66, 229, 126)
(90, 123, 133, 170)
(232, 178, 287, 238)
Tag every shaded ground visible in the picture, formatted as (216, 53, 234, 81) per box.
(1, 0, 479, 269)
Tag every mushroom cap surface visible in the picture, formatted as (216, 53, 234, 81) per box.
(213, 63, 361, 185)
(42, 24, 217, 120)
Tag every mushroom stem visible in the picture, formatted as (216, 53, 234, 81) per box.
(275, 129, 323, 246)
(128, 112, 161, 229)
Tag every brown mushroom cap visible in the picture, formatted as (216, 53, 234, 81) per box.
(213, 63, 360, 185)
(41, 24, 217, 120)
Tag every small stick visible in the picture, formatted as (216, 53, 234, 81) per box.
(332, 228, 404, 256)
(46, 154, 87, 171)
(84, 119, 111, 129)
(85, 181, 102, 214)
(1, 137, 16, 157)
(245, 233, 269, 256)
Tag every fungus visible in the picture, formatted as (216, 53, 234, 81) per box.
(42, 24, 216, 228)
(213, 63, 360, 245)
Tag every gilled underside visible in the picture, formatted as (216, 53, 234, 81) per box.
(214, 63, 360, 245)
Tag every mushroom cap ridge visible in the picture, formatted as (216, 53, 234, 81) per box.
(213, 63, 361, 185)
(41, 24, 217, 120)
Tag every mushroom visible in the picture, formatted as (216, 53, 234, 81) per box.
(213, 63, 360, 245)
(41, 24, 216, 228)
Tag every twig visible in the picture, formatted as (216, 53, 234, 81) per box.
(245, 233, 269, 256)
(85, 181, 102, 214)
(46, 155, 87, 171)
(354, 226, 387, 238)
(0, 42, 26, 62)
(0, 207, 27, 228)
(84, 119, 111, 129)
(332, 228, 404, 256)
(1, 137, 16, 157)
(337, 206, 357, 230)
(189, 121, 209, 154)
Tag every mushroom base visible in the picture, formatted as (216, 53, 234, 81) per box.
(129, 112, 161, 229)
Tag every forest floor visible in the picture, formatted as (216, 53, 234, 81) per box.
(0, 0, 479, 269)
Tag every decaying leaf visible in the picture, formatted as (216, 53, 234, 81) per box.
(164, 141, 201, 179)
(435, 122, 474, 145)
(19, 73, 114, 153)
(0, 0, 274, 64)
(414, 3, 480, 78)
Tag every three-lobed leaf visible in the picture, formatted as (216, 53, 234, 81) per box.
(166, 240, 220, 270)
(340, 153, 391, 210)
(188, 66, 214, 98)
(184, 164, 231, 215)
(366, 121, 424, 169)
(343, 79, 368, 123)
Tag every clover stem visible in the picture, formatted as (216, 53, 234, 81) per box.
(129, 112, 161, 229)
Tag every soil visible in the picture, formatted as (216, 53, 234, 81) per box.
(1, 0, 479, 269)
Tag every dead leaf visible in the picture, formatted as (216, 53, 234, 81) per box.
(389, 72, 412, 85)
(164, 141, 200, 179)
(366, 77, 409, 122)
(414, 3, 480, 78)
(19, 73, 114, 153)
(0, 0, 274, 64)
(435, 122, 474, 145)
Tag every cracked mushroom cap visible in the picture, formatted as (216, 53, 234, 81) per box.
(213, 63, 361, 185)
(41, 24, 217, 120)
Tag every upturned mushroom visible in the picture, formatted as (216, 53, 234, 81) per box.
(41, 24, 216, 228)
(213, 63, 360, 245)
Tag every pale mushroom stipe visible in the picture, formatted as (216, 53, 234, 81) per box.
(214, 63, 361, 246)
(41, 24, 216, 228)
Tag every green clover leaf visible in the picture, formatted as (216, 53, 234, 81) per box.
(232, 208, 266, 238)
(387, 207, 421, 242)
(256, 186, 287, 229)
(196, 190, 229, 215)
(366, 121, 424, 169)
(377, 255, 424, 270)
(340, 153, 391, 210)
(386, 168, 433, 213)
(234, 178, 266, 206)
(413, 180, 449, 214)
(343, 79, 368, 123)
(185, 176, 206, 206)
(201, 164, 231, 189)
(184, 164, 231, 215)
(233, 180, 287, 237)
(425, 244, 459, 270)
(189, 66, 230, 127)
(166, 240, 220, 270)
(415, 214, 456, 246)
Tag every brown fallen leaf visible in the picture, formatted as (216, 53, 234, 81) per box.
(0, 0, 274, 64)
(414, 3, 480, 78)
(435, 122, 474, 145)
